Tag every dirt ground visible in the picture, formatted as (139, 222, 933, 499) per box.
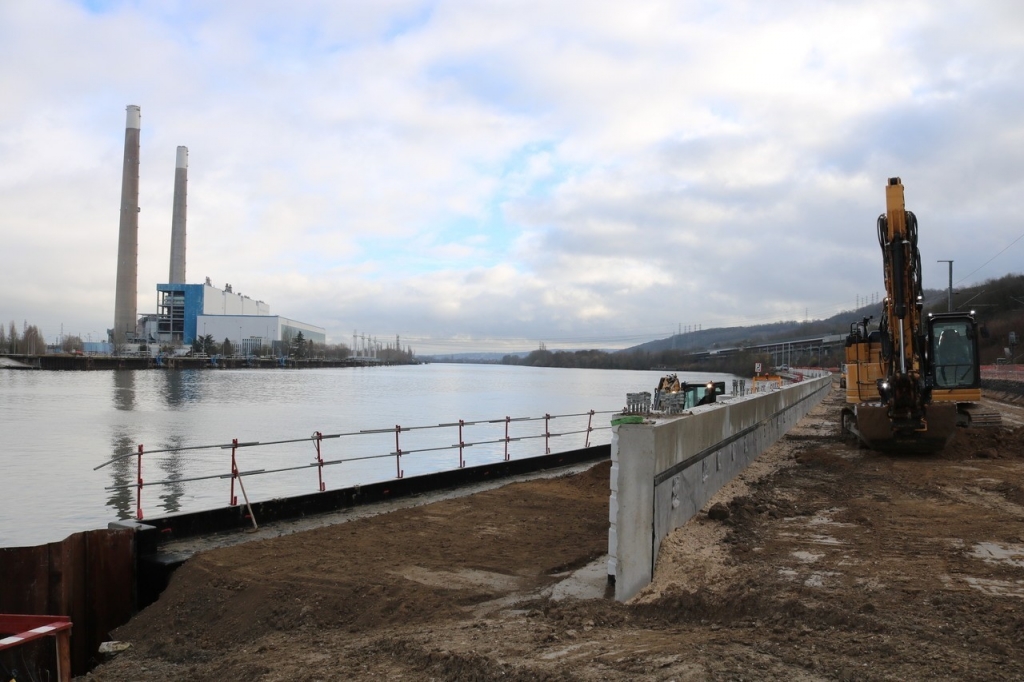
(84, 387, 1024, 681)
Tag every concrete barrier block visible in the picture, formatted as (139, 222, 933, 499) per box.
(610, 375, 832, 601)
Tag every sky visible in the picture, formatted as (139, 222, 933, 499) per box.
(1, 0, 1023, 354)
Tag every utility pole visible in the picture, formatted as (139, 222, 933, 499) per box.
(937, 260, 953, 312)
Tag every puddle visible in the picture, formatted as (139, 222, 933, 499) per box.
(804, 571, 840, 588)
(971, 542, 1024, 568)
(539, 642, 595, 660)
(778, 568, 798, 581)
(792, 550, 823, 563)
(807, 534, 844, 546)
(855, 577, 886, 591)
(964, 576, 1024, 598)
(777, 532, 844, 545)
(806, 508, 857, 528)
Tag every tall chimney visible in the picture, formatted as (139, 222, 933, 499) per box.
(168, 146, 188, 283)
(112, 105, 141, 345)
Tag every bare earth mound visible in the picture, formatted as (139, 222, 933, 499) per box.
(86, 389, 1024, 681)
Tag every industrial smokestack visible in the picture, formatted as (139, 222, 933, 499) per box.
(112, 105, 141, 345)
(168, 146, 188, 284)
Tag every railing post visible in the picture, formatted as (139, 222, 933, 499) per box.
(56, 627, 71, 682)
(230, 438, 239, 506)
(135, 444, 144, 520)
(395, 424, 404, 478)
(585, 409, 595, 448)
(545, 413, 551, 455)
(458, 419, 466, 468)
(504, 416, 511, 461)
(313, 431, 325, 492)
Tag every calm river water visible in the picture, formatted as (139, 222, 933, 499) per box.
(0, 364, 736, 547)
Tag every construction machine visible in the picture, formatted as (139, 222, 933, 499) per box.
(841, 177, 999, 453)
(652, 374, 725, 412)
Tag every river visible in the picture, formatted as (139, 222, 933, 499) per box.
(0, 364, 737, 547)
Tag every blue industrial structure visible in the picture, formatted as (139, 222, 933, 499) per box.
(153, 282, 324, 351)
(157, 284, 205, 343)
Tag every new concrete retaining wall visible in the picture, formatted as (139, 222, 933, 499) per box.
(608, 375, 832, 601)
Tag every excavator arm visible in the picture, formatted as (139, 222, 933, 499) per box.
(875, 178, 931, 431)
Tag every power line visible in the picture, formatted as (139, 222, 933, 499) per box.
(955, 229, 1024, 286)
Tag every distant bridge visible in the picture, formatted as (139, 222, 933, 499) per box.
(687, 333, 848, 365)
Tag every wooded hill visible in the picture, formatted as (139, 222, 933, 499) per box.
(499, 272, 1024, 374)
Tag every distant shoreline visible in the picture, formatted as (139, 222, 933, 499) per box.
(0, 353, 407, 371)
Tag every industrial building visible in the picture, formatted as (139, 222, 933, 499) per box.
(148, 280, 325, 354)
(107, 103, 327, 355)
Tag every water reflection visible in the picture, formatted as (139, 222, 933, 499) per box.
(112, 370, 135, 411)
(106, 431, 136, 520)
(163, 369, 201, 407)
(8, 364, 702, 546)
(157, 435, 186, 514)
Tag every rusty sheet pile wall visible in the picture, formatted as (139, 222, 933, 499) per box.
(0, 529, 135, 676)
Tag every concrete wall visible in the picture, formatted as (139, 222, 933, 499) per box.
(609, 374, 832, 601)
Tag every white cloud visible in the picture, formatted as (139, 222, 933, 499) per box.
(1, 0, 1023, 352)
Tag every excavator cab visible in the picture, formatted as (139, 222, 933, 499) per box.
(928, 314, 980, 390)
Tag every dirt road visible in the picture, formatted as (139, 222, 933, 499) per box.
(86, 388, 1024, 681)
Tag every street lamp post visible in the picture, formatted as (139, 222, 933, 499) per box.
(937, 260, 953, 312)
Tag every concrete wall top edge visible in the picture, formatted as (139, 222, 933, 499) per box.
(633, 377, 832, 480)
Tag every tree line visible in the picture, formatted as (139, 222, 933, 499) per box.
(1, 320, 55, 354)
(190, 331, 355, 359)
(501, 346, 780, 377)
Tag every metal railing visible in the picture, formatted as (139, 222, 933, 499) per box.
(94, 410, 617, 521)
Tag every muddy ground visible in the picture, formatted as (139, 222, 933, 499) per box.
(85, 388, 1024, 681)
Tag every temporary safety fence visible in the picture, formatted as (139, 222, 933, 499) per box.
(0, 614, 72, 682)
(94, 410, 617, 521)
(982, 364, 1024, 381)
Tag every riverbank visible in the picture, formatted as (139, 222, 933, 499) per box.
(84, 389, 1024, 680)
(0, 353, 398, 370)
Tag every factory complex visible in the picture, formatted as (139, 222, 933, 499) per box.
(143, 280, 325, 355)
(109, 105, 325, 355)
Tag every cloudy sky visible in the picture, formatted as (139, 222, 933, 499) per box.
(2, 0, 1023, 353)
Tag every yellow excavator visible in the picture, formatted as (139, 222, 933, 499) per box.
(841, 177, 999, 453)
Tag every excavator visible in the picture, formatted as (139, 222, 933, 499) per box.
(841, 177, 1000, 453)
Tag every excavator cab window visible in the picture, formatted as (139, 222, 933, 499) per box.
(929, 317, 978, 389)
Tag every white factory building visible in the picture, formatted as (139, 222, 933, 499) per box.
(195, 313, 326, 356)
(147, 279, 326, 354)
